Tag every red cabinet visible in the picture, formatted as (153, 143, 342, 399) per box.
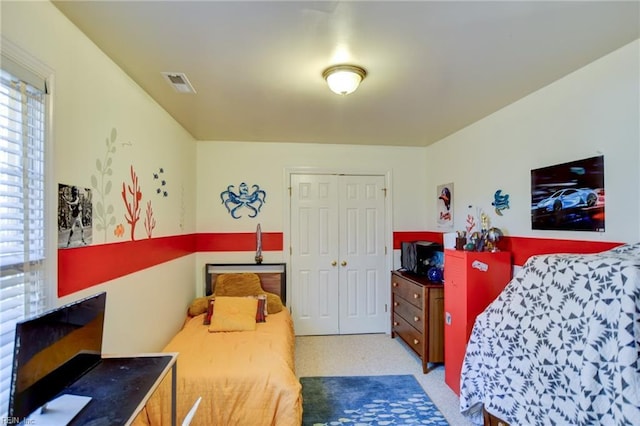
(443, 249, 512, 395)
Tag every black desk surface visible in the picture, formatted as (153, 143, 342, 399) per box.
(57, 355, 175, 426)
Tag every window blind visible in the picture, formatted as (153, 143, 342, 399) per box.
(0, 63, 47, 415)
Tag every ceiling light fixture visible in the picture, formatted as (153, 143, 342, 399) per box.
(322, 64, 367, 95)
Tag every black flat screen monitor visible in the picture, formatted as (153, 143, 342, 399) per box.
(8, 292, 106, 419)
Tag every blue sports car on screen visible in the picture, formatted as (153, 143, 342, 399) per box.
(536, 188, 598, 212)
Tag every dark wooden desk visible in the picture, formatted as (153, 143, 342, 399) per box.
(60, 353, 177, 426)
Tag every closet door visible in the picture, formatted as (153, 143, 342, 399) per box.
(291, 174, 340, 335)
(290, 173, 387, 335)
(337, 175, 387, 334)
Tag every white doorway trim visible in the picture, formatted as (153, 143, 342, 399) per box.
(282, 167, 394, 331)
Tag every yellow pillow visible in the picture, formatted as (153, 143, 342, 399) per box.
(208, 296, 258, 332)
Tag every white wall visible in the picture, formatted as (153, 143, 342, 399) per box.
(57, 256, 195, 354)
(194, 41, 640, 290)
(2, 1, 198, 352)
(195, 141, 429, 291)
(196, 141, 428, 233)
(425, 40, 640, 244)
(3, 1, 637, 354)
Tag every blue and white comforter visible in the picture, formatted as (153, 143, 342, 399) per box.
(459, 243, 640, 425)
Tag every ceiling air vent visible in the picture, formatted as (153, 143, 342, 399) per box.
(161, 72, 196, 94)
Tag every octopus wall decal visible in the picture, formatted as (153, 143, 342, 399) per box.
(220, 182, 267, 219)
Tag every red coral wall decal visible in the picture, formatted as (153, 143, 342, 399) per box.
(122, 165, 142, 241)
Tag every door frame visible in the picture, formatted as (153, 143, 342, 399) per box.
(283, 167, 394, 332)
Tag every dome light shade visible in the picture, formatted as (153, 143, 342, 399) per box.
(322, 64, 367, 95)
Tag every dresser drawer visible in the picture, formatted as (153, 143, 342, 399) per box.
(392, 313, 424, 358)
(392, 295, 424, 333)
(391, 274, 423, 309)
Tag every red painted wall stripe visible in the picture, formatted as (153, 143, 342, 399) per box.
(392, 231, 622, 265)
(58, 234, 196, 297)
(502, 235, 622, 266)
(393, 231, 444, 248)
(57, 231, 623, 297)
(196, 232, 283, 252)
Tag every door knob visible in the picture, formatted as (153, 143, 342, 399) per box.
(331, 261, 337, 266)
(341, 261, 347, 266)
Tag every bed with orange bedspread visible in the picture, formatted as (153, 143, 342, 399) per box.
(135, 264, 302, 426)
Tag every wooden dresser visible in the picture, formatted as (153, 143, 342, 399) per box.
(390, 270, 444, 373)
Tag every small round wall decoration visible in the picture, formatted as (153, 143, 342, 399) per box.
(220, 182, 267, 219)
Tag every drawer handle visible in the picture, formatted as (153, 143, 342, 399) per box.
(413, 316, 420, 322)
(393, 321, 399, 326)
(413, 339, 419, 345)
(393, 302, 399, 307)
(413, 293, 419, 299)
(392, 282, 398, 287)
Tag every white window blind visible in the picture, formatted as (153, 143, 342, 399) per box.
(0, 60, 47, 415)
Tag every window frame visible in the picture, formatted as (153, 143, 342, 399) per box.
(1, 37, 56, 308)
(0, 36, 56, 415)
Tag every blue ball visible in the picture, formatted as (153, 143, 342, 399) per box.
(427, 267, 443, 282)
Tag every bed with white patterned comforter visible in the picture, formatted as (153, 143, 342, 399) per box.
(459, 243, 640, 425)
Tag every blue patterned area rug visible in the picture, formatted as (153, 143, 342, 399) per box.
(300, 375, 449, 425)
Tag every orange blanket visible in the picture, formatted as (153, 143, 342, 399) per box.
(135, 310, 302, 426)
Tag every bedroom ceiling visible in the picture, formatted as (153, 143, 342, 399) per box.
(51, 1, 639, 147)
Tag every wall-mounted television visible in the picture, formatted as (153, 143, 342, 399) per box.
(8, 292, 106, 420)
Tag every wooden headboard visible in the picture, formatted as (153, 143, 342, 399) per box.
(205, 263, 287, 305)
